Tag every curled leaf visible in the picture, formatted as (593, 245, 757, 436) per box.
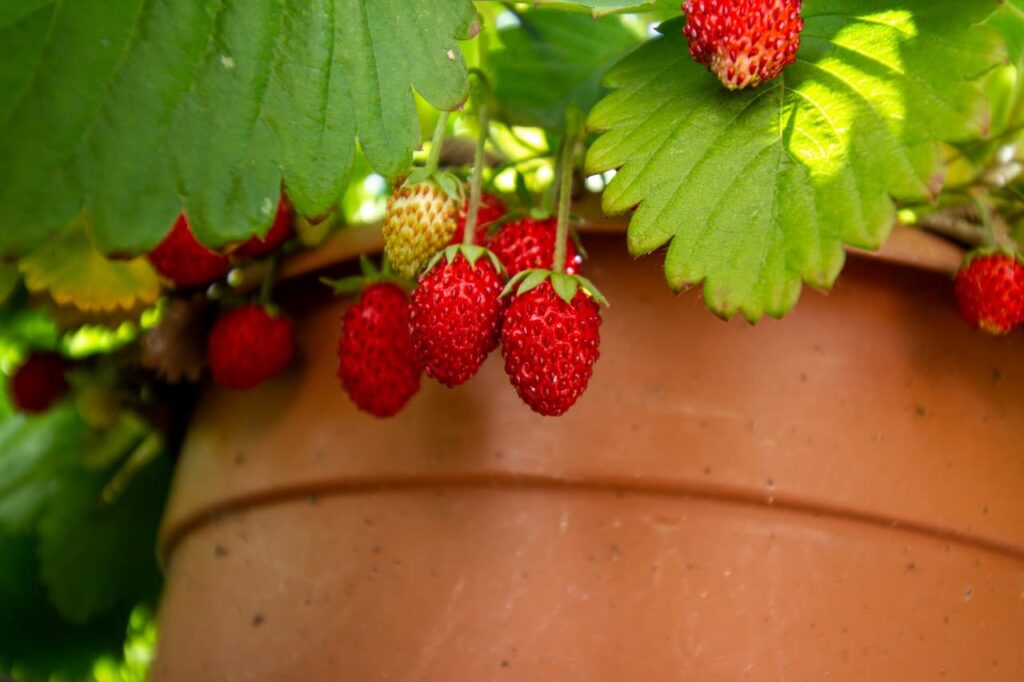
(19, 217, 160, 313)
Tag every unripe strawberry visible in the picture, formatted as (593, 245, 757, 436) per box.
(683, 0, 804, 90)
(208, 305, 295, 390)
(8, 351, 70, 414)
(450, 192, 507, 246)
(383, 181, 459, 279)
(501, 279, 601, 417)
(236, 196, 293, 259)
(410, 249, 505, 387)
(953, 251, 1024, 335)
(486, 217, 581, 277)
(338, 283, 422, 417)
(148, 214, 231, 287)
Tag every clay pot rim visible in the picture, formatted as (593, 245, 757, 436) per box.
(233, 194, 964, 291)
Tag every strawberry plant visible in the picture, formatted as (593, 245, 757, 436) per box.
(0, 0, 1022, 679)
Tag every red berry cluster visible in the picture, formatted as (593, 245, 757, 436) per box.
(148, 195, 294, 288)
(335, 190, 603, 418)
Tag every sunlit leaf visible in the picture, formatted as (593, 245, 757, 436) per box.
(587, 3, 1002, 320)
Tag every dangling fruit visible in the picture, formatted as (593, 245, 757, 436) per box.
(382, 181, 459, 279)
(501, 273, 604, 417)
(236, 196, 294, 259)
(410, 247, 506, 387)
(487, 216, 581, 277)
(450, 192, 507, 246)
(683, 0, 804, 90)
(337, 283, 423, 417)
(953, 250, 1024, 335)
(9, 351, 70, 414)
(207, 305, 295, 390)
(148, 214, 231, 288)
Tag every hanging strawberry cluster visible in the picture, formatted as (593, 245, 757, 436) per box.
(327, 93, 606, 418)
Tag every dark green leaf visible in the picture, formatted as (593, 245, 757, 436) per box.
(490, 9, 640, 130)
(0, 408, 87, 534)
(0, 0, 477, 256)
(37, 454, 171, 623)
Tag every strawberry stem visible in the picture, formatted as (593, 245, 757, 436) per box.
(552, 116, 579, 275)
(424, 111, 450, 175)
(464, 102, 489, 248)
(971, 191, 996, 248)
(258, 253, 281, 306)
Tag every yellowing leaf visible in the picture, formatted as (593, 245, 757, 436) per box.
(19, 217, 160, 313)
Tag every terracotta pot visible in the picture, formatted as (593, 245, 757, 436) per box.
(151, 233, 1024, 681)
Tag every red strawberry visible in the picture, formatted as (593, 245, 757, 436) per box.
(338, 283, 422, 417)
(410, 247, 506, 387)
(449, 192, 507, 246)
(236, 196, 294, 259)
(208, 305, 295, 390)
(486, 217, 581, 277)
(8, 351, 70, 414)
(954, 251, 1024, 335)
(683, 0, 804, 90)
(501, 277, 602, 417)
(148, 214, 231, 287)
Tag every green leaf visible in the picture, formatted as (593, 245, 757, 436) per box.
(550, 272, 579, 303)
(490, 9, 640, 130)
(0, 264, 19, 306)
(0, 2, 53, 124)
(988, 0, 1024, 64)
(37, 453, 171, 624)
(0, 0, 477, 256)
(587, 3, 1003, 321)
(0, 532, 138, 681)
(529, 0, 679, 17)
(0, 407, 87, 534)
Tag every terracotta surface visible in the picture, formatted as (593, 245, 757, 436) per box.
(153, 236, 1024, 681)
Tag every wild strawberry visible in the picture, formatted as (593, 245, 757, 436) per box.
(953, 251, 1024, 335)
(501, 273, 604, 417)
(148, 214, 231, 287)
(383, 181, 459, 279)
(207, 305, 295, 390)
(338, 283, 422, 417)
(8, 351, 70, 414)
(450, 192, 507, 246)
(486, 217, 581, 277)
(236, 196, 293, 259)
(683, 0, 804, 90)
(410, 247, 506, 387)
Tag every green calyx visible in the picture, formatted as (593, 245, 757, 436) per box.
(500, 268, 609, 307)
(961, 246, 1024, 268)
(401, 168, 465, 203)
(320, 255, 414, 296)
(423, 244, 506, 277)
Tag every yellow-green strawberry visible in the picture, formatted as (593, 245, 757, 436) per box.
(383, 181, 459, 279)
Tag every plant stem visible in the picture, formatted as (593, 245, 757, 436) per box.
(971, 192, 997, 248)
(552, 130, 576, 274)
(259, 253, 281, 305)
(464, 102, 489, 247)
(424, 110, 450, 175)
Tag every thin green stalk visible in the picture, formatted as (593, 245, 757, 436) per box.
(553, 131, 576, 274)
(259, 253, 281, 306)
(971, 192, 996, 247)
(424, 111, 450, 175)
(464, 103, 490, 247)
